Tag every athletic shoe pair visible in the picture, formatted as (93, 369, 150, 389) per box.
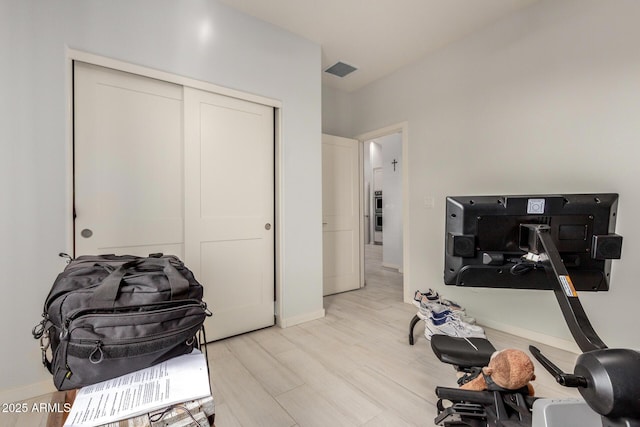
(416, 308, 486, 340)
(412, 288, 439, 307)
(413, 288, 466, 311)
(413, 288, 476, 324)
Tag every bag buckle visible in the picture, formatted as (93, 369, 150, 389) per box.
(40, 332, 51, 368)
(32, 314, 49, 339)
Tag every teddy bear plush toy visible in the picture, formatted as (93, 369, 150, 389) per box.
(460, 348, 536, 396)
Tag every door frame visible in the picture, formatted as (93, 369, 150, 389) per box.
(65, 48, 285, 324)
(356, 122, 410, 300)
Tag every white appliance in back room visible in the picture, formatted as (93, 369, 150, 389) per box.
(374, 190, 383, 244)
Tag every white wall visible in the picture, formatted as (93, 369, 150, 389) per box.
(334, 0, 640, 351)
(379, 133, 403, 271)
(322, 85, 353, 137)
(0, 0, 322, 398)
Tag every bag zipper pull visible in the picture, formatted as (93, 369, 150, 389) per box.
(59, 319, 71, 341)
(58, 252, 73, 263)
(89, 341, 104, 364)
(202, 302, 213, 317)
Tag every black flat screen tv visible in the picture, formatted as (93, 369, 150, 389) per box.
(444, 194, 621, 291)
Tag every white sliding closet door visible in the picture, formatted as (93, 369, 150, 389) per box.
(184, 87, 275, 340)
(74, 62, 275, 341)
(74, 62, 184, 257)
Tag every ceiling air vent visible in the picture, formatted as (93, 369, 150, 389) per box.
(324, 61, 358, 78)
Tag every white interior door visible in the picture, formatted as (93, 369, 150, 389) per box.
(184, 87, 275, 341)
(74, 62, 184, 257)
(322, 134, 360, 296)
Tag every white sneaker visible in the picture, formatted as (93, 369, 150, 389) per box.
(458, 313, 477, 325)
(418, 301, 447, 317)
(424, 315, 486, 340)
(434, 306, 477, 325)
(429, 306, 479, 328)
(414, 291, 476, 324)
(412, 289, 440, 307)
(430, 310, 484, 333)
(440, 297, 465, 312)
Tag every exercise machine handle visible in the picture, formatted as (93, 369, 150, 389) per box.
(435, 386, 496, 405)
(529, 345, 587, 388)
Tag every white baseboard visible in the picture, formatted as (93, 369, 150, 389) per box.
(278, 309, 325, 328)
(480, 318, 581, 354)
(382, 262, 401, 272)
(0, 379, 56, 404)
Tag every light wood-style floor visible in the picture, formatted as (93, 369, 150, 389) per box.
(207, 244, 580, 426)
(1, 245, 581, 427)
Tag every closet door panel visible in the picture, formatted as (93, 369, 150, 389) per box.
(184, 87, 275, 340)
(74, 61, 184, 257)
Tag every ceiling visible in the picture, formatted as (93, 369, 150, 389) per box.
(217, 0, 539, 92)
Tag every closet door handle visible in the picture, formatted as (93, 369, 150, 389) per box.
(265, 223, 271, 230)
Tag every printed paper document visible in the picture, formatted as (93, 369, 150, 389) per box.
(64, 350, 210, 427)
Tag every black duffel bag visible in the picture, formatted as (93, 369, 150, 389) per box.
(32, 253, 211, 390)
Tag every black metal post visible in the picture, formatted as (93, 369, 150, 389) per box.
(528, 225, 608, 352)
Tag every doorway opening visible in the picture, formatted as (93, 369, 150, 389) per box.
(359, 123, 408, 302)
